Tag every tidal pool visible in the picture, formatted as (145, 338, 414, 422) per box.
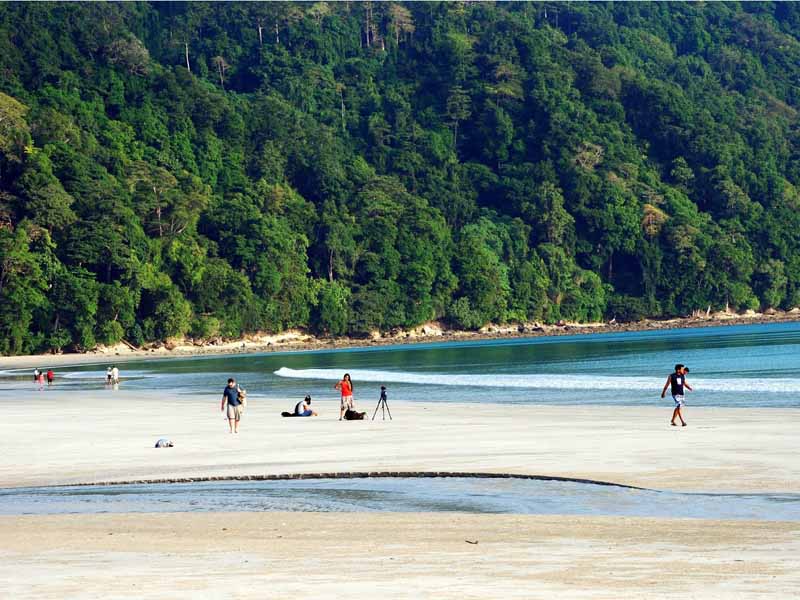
(1, 476, 798, 521)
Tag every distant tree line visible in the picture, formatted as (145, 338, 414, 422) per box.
(1, 2, 800, 354)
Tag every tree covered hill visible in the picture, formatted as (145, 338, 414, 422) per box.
(1, 1, 800, 354)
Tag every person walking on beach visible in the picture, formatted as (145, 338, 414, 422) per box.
(661, 364, 692, 426)
(46, 369, 54, 386)
(106, 367, 113, 385)
(221, 378, 243, 433)
(33, 368, 40, 384)
(335, 373, 354, 421)
(111, 365, 120, 385)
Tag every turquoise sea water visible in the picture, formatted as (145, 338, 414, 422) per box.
(2, 322, 800, 407)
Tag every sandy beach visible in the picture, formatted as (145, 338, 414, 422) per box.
(1, 391, 799, 492)
(1, 390, 798, 598)
(2, 512, 798, 599)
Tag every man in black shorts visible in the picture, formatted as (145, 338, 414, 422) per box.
(661, 364, 692, 426)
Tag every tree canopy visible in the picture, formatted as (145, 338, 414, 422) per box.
(2, 1, 800, 354)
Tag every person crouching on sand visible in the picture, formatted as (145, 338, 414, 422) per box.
(661, 364, 692, 427)
(335, 373, 354, 421)
(221, 378, 243, 433)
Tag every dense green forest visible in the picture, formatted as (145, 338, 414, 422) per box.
(1, 2, 800, 354)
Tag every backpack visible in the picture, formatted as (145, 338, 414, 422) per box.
(344, 408, 366, 420)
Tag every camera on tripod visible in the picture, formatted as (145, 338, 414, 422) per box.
(372, 385, 392, 420)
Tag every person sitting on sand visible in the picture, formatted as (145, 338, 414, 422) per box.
(294, 395, 317, 417)
(661, 364, 692, 427)
(335, 373, 354, 421)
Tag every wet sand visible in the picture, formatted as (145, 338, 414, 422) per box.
(1, 512, 797, 599)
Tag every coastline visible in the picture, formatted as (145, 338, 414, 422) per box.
(2, 309, 799, 371)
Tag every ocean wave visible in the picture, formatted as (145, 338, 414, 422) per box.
(60, 370, 154, 380)
(273, 367, 800, 393)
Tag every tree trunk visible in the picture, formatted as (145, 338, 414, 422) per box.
(257, 23, 263, 45)
(328, 249, 334, 282)
(184, 42, 190, 72)
(154, 187, 163, 237)
(340, 91, 346, 134)
(275, 21, 280, 44)
(364, 3, 371, 47)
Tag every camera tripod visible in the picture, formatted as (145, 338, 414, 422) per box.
(372, 388, 392, 420)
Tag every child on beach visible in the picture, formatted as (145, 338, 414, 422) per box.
(661, 364, 692, 426)
(335, 373, 354, 421)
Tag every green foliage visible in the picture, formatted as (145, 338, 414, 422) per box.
(1, 2, 800, 354)
(313, 280, 350, 335)
(0, 225, 47, 354)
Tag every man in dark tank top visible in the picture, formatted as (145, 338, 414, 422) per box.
(661, 364, 693, 426)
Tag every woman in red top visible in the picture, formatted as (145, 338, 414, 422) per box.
(334, 373, 354, 421)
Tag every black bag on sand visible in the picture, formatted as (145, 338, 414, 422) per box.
(344, 408, 366, 420)
(281, 411, 298, 417)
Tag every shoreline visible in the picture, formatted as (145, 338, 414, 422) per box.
(2, 310, 799, 371)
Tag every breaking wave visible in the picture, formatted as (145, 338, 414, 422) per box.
(274, 367, 800, 393)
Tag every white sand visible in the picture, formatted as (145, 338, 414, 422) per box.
(1, 389, 798, 598)
(1, 390, 798, 491)
(1, 513, 798, 599)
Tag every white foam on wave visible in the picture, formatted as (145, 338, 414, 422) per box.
(273, 367, 800, 393)
(60, 370, 154, 380)
(0, 368, 33, 376)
